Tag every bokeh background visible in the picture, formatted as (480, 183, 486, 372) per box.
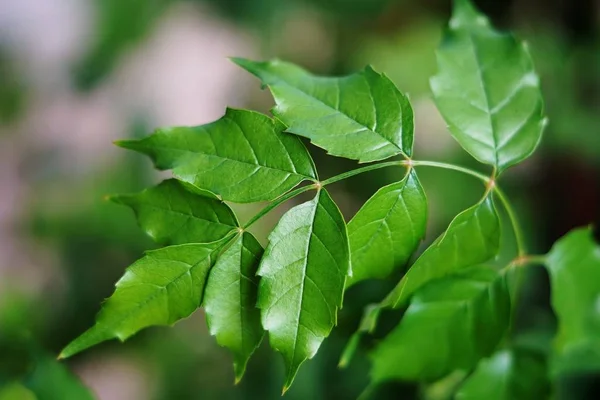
(0, 0, 599, 399)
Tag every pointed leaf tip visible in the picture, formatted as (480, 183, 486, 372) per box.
(113, 139, 137, 149)
(204, 232, 264, 386)
(113, 110, 317, 202)
(258, 189, 349, 391)
(61, 243, 220, 358)
(111, 180, 238, 245)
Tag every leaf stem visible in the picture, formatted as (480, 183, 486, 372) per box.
(409, 160, 527, 257)
(493, 186, 527, 257)
(320, 161, 405, 186)
(243, 159, 527, 258)
(409, 160, 490, 183)
(242, 184, 317, 229)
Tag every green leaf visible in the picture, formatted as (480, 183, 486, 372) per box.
(204, 232, 264, 383)
(111, 179, 238, 245)
(456, 349, 549, 400)
(257, 189, 350, 392)
(338, 303, 382, 368)
(116, 108, 317, 203)
(59, 241, 226, 358)
(546, 227, 600, 374)
(234, 58, 414, 163)
(0, 383, 37, 400)
(430, 0, 547, 172)
(384, 195, 500, 308)
(371, 265, 511, 383)
(347, 169, 427, 287)
(25, 353, 95, 400)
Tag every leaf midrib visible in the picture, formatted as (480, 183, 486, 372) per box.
(467, 32, 498, 165)
(101, 251, 212, 339)
(133, 202, 236, 230)
(140, 142, 315, 180)
(350, 188, 403, 270)
(269, 73, 404, 155)
(290, 193, 319, 377)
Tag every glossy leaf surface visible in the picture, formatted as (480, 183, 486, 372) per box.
(257, 189, 350, 391)
(546, 227, 600, 373)
(60, 242, 223, 358)
(204, 232, 264, 382)
(347, 169, 427, 287)
(116, 108, 317, 203)
(456, 349, 549, 400)
(234, 58, 414, 162)
(385, 195, 500, 308)
(112, 179, 238, 245)
(371, 265, 510, 383)
(430, 0, 546, 172)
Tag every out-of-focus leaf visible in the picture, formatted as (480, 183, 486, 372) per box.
(338, 304, 381, 368)
(257, 189, 350, 392)
(430, 0, 547, 172)
(456, 349, 549, 400)
(116, 108, 317, 203)
(25, 353, 95, 400)
(59, 240, 227, 358)
(204, 232, 264, 383)
(0, 383, 37, 400)
(347, 169, 427, 287)
(371, 265, 510, 383)
(546, 227, 600, 374)
(111, 179, 238, 245)
(73, 0, 170, 89)
(384, 195, 500, 308)
(0, 53, 27, 124)
(234, 58, 414, 162)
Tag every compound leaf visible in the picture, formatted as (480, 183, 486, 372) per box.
(204, 232, 264, 383)
(347, 169, 427, 287)
(546, 227, 600, 374)
(385, 195, 500, 308)
(456, 349, 549, 400)
(371, 265, 511, 383)
(234, 58, 414, 163)
(111, 179, 238, 245)
(257, 189, 350, 392)
(59, 241, 226, 358)
(116, 108, 317, 203)
(430, 0, 547, 172)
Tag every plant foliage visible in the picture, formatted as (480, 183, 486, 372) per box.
(61, 0, 599, 397)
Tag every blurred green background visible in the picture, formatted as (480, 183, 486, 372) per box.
(0, 0, 598, 399)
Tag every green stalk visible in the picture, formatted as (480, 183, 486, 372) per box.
(493, 186, 527, 257)
(410, 160, 490, 183)
(243, 159, 527, 259)
(242, 184, 317, 229)
(320, 161, 405, 186)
